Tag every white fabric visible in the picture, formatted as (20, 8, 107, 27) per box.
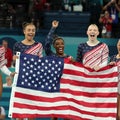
(73, 4, 83, 12)
(0, 107, 5, 115)
(0, 65, 11, 76)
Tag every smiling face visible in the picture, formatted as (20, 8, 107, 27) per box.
(104, 11, 110, 18)
(53, 38, 64, 56)
(23, 24, 36, 41)
(87, 24, 99, 41)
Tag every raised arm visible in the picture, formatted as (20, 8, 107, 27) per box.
(103, 0, 113, 10)
(44, 20, 59, 56)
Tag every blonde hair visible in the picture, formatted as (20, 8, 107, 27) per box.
(88, 24, 99, 31)
(89, 24, 98, 28)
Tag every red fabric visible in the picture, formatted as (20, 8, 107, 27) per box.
(34, 0, 47, 11)
(101, 17, 113, 32)
(5, 48, 13, 67)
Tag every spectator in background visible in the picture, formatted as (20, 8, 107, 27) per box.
(0, 41, 12, 91)
(0, 106, 5, 120)
(2, 40, 13, 67)
(2, 40, 13, 87)
(103, 0, 120, 37)
(103, 0, 120, 23)
(99, 10, 113, 38)
(0, 45, 15, 96)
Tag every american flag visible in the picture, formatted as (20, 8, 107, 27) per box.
(9, 53, 118, 120)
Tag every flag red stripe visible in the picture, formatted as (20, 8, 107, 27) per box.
(63, 69, 118, 78)
(61, 78, 117, 88)
(12, 113, 90, 120)
(14, 92, 117, 108)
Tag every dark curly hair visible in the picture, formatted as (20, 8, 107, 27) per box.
(52, 35, 64, 45)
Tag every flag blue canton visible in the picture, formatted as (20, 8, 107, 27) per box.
(17, 54, 64, 92)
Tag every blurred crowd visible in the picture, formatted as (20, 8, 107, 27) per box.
(0, 0, 120, 38)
